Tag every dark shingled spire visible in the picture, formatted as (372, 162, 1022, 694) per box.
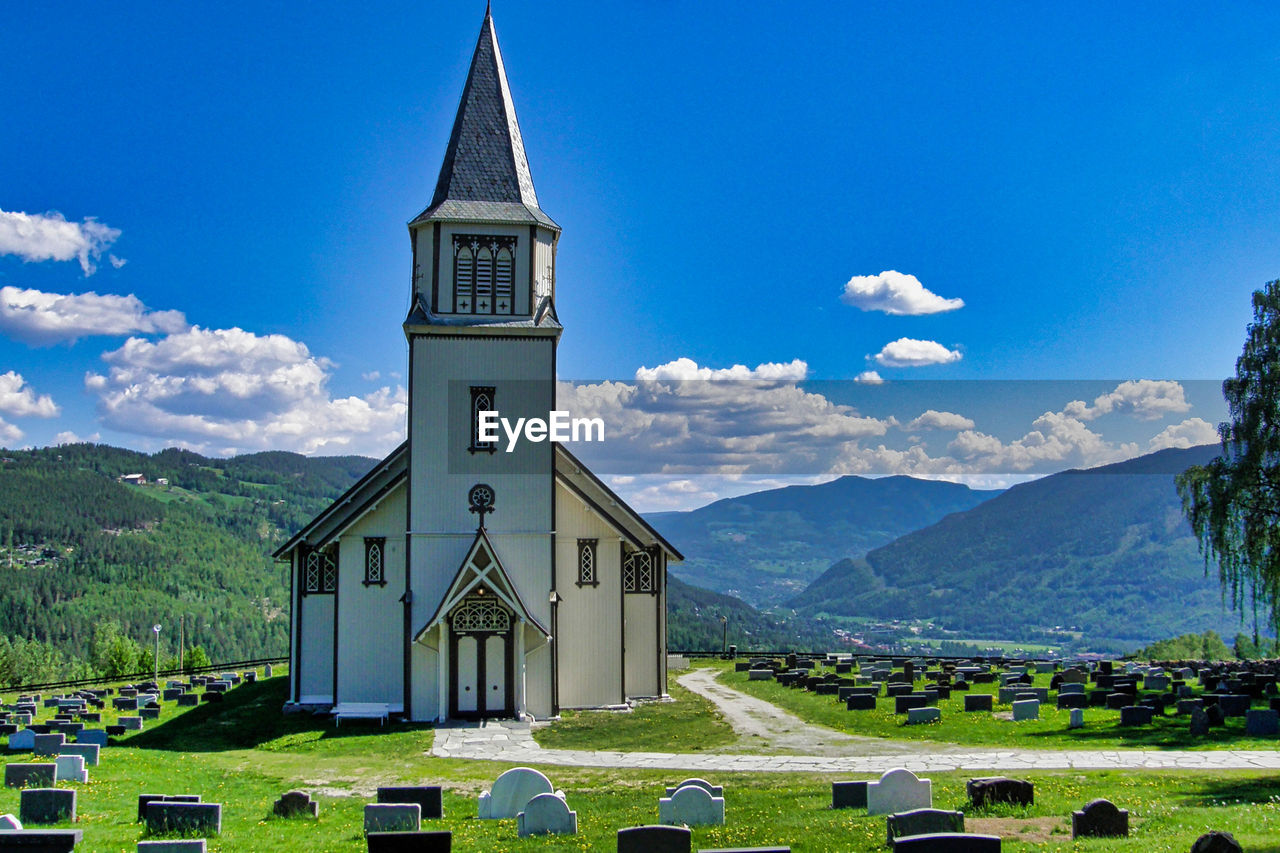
(414, 9, 555, 228)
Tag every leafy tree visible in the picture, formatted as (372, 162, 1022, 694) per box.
(185, 645, 211, 672)
(92, 620, 141, 678)
(1178, 280, 1280, 640)
(1134, 630, 1233, 660)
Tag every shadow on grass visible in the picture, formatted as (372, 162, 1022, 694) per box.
(126, 677, 433, 753)
(1174, 774, 1280, 807)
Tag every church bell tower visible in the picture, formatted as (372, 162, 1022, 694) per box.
(401, 8, 562, 721)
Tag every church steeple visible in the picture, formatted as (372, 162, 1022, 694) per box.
(413, 9, 557, 230)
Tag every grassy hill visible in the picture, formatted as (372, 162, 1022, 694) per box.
(666, 575, 832, 651)
(789, 444, 1242, 652)
(0, 443, 375, 668)
(648, 475, 1000, 606)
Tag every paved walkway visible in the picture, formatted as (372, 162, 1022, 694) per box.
(430, 670, 1280, 773)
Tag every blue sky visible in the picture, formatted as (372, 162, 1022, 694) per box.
(1, 3, 1277, 508)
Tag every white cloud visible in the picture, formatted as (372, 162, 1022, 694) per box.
(0, 371, 59, 418)
(873, 338, 963, 368)
(0, 418, 22, 445)
(86, 326, 405, 456)
(1148, 417, 1219, 451)
(906, 409, 976, 431)
(54, 430, 100, 446)
(0, 209, 122, 274)
(362, 371, 382, 382)
(635, 357, 808, 382)
(1063, 380, 1192, 421)
(854, 370, 884, 385)
(0, 286, 188, 345)
(841, 270, 964, 315)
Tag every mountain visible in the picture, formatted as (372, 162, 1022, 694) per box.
(0, 444, 376, 668)
(647, 475, 1001, 607)
(666, 575, 832, 651)
(788, 445, 1238, 652)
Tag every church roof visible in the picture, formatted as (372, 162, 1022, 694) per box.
(411, 10, 558, 231)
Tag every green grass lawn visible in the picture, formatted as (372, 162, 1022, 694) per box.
(711, 659, 1280, 750)
(532, 679, 735, 753)
(4, 671, 1280, 850)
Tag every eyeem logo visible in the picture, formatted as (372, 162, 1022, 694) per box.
(478, 411, 605, 452)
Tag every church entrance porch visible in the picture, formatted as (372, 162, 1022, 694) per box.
(448, 594, 514, 719)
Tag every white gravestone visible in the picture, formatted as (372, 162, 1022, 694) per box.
(1012, 699, 1040, 721)
(659, 783, 726, 827)
(866, 768, 932, 816)
(54, 754, 88, 784)
(517, 792, 578, 837)
(0, 813, 21, 830)
(664, 778, 724, 797)
(478, 767, 560, 820)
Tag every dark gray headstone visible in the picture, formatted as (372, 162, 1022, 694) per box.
(886, 808, 964, 843)
(365, 830, 452, 852)
(1246, 709, 1279, 736)
(846, 695, 876, 711)
(964, 694, 993, 712)
(1217, 695, 1251, 717)
(0, 830, 83, 851)
(4, 763, 56, 788)
(890, 833, 1001, 852)
(378, 786, 443, 820)
(617, 825, 692, 853)
(1071, 798, 1129, 839)
(967, 777, 1034, 807)
(273, 790, 319, 818)
(137, 794, 203, 822)
(19, 788, 77, 824)
(145, 801, 222, 835)
(1120, 706, 1154, 726)
(831, 780, 868, 809)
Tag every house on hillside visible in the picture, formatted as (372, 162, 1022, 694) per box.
(119, 473, 146, 486)
(274, 10, 681, 723)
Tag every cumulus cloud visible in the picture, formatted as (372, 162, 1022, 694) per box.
(1063, 380, 1191, 421)
(85, 326, 405, 456)
(906, 410, 976, 431)
(1148, 417, 1219, 451)
(635, 357, 808, 382)
(54, 430, 101, 446)
(0, 286, 188, 345)
(0, 209, 122, 274)
(854, 371, 884, 385)
(0, 418, 22, 445)
(841, 270, 965, 315)
(0, 371, 59, 418)
(873, 338, 963, 368)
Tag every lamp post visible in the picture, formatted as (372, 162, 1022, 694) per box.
(721, 615, 728, 656)
(152, 624, 161, 681)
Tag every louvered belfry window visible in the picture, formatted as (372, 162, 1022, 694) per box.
(453, 234, 517, 315)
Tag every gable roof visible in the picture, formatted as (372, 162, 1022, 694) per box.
(271, 442, 407, 559)
(411, 10, 558, 231)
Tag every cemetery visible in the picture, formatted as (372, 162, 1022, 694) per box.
(0, 661, 1271, 850)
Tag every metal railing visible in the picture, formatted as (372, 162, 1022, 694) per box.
(0, 655, 289, 694)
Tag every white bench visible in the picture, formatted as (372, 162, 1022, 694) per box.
(331, 702, 390, 726)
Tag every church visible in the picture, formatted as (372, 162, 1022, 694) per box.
(274, 9, 681, 723)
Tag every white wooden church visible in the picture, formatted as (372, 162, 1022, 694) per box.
(275, 9, 681, 722)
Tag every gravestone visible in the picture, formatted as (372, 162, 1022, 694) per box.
(478, 768, 558, 820)
(967, 777, 1033, 807)
(19, 788, 76, 824)
(1057, 693, 1088, 709)
(659, 783, 725, 826)
(867, 768, 932, 816)
(145, 801, 222, 836)
(53, 755, 87, 784)
(363, 803, 420, 834)
(517, 792, 578, 837)
(366, 831, 453, 852)
(177, 694, 199, 707)
(119, 716, 143, 731)
(964, 694, 993, 712)
(1069, 708, 1085, 729)
(906, 707, 940, 725)
(378, 786, 443, 819)
(0, 814, 19, 830)
(1120, 706, 1154, 726)
(832, 781, 868, 809)
(890, 834, 1001, 852)
(34, 736, 67, 759)
(1190, 707, 1210, 735)
(5, 763, 56, 788)
(264, 664, 274, 677)
(1217, 695, 1251, 717)
(1246, 709, 1279, 736)
(1071, 798, 1129, 838)
(138, 842, 207, 852)
(136, 795, 202, 822)
(58, 744, 99, 767)
(76, 730, 108, 747)
(1011, 699, 1039, 721)
(272, 790, 319, 818)
(847, 695, 876, 711)
(8, 729, 36, 751)
(1190, 830, 1244, 853)
(886, 807, 964, 842)
(617, 825, 692, 853)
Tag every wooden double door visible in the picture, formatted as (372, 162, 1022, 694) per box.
(448, 596, 514, 719)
